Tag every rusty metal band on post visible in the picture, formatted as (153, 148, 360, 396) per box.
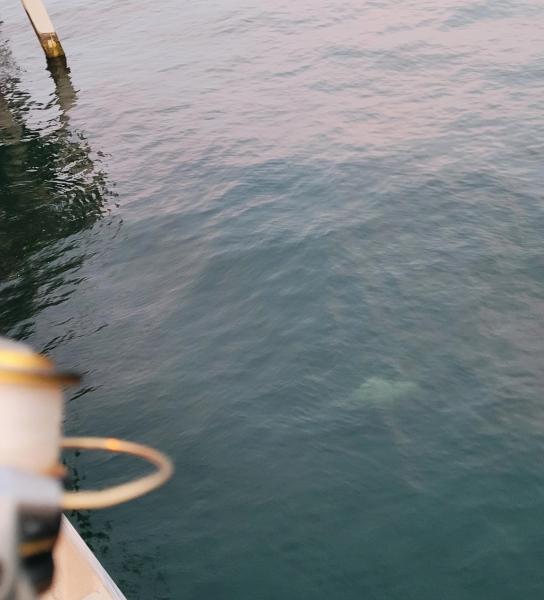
(38, 32, 65, 59)
(61, 437, 174, 510)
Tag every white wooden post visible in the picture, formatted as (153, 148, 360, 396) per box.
(20, 0, 65, 60)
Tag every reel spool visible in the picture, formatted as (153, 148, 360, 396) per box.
(0, 338, 78, 474)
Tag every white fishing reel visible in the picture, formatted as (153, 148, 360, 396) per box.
(0, 337, 173, 599)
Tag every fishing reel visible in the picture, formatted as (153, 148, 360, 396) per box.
(0, 338, 173, 599)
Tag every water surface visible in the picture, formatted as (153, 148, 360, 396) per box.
(1, 0, 544, 598)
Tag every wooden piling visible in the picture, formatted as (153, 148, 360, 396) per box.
(21, 0, 65, 60)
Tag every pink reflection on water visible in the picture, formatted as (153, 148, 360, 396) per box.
(148, 0, 542, 165)
(23, 0, 541, 176)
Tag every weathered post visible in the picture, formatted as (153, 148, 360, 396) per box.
(20, 0, 65, 60)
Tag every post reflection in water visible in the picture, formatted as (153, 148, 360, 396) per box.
(0, 36, 167, 597)
(0, 38, 114, 341)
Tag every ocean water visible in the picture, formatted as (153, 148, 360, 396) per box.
(1, 0, 544, 598)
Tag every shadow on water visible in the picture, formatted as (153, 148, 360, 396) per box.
(0, 36, 170, 598)
(0, 35, 113, 340)
(0, 35, 168, 597)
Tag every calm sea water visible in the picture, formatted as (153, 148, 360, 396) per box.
(2, 0, 544, 598)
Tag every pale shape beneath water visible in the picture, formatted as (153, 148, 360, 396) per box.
(353, 377, 419, 408)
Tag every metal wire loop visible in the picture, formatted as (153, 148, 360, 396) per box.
(61, 437, 173, 510)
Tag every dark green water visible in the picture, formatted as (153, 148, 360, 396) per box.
(2, 0, 544, 598)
